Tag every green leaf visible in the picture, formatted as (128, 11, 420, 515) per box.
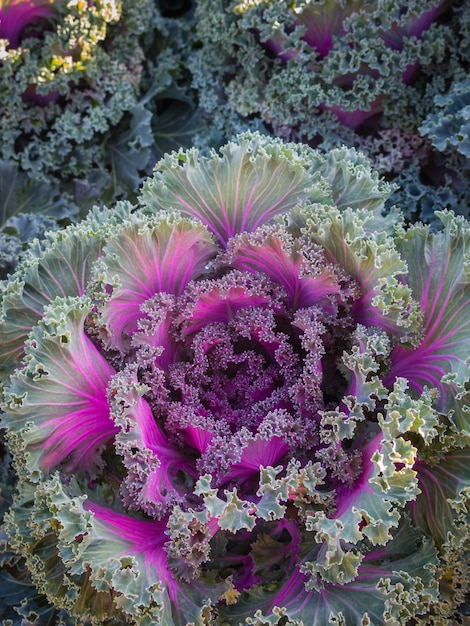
(411, 448, 470, 547)
(2, 296, 117, 480)
(0, 202, 132, 384)
(153, 99, 206, 160)
(0, 160, 68, 226)
(141, 131, 317, 246)
(105, 104, 154, 198)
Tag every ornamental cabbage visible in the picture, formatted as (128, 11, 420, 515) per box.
(1, 132, 470, 624)
(0, 0, 203, 278)
(189, 0, 470, 225)
(190, 0, 462, 138)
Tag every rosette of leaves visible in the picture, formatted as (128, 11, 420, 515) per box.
(0, 132, 469, 625)
(0, 0, 204, 277)
(188, 0, 470, 224)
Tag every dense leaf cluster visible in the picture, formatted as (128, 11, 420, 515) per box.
(0, 0, 469, 278)
(0, 133, 469, 624)
(0, 1, 470, 623)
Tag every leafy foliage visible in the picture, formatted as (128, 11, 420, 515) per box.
(188, 0, 470, 225)
(0, 0, 203, 277)
(0, 133, 469, 624)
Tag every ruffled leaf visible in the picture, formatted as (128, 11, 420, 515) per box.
(176, 270, 282, 336)
(2, 296, 117, 478)
(329, 434, 419, 546)
(420, 77, 470, 158)
(302, 203, 421, 338)
(4, 475, 223, 626)
(221, 434, 290, 488)
(93, 212, 217, 352)
(224, 225, 340, 311)
(379, 1, 450, 51)
(306, 146, 395, 216)
(385, 212, 470, 442)
(294, 0, 363, 58)
(84, 502, 226, 625)
(0, 203, 132, 384)
(379, 377, 440, 445)
(219, 518, 438, 625)
(409, 448, 470, 547)
(141, 131, 316, 246)
(108, 365, 194, 518)
(132, 292, 182, 371)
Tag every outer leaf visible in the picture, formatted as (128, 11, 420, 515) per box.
(2, 296, 117, 478)
(105, 103, 154, 196)
(385, 212, 470, 443)
(4, 474, 221, 626)
(141, 131, 316, 246)
(378, 1, 449, 50)
(409, 448, 470, 547)
(306, 430, 420, 593)
(0, 160, 67, 226)
(93, 212, 217, 351)
(152, 98, 206, 160)
(0, 202, 132, 384)
(336, 434, 419, 539)
(307, 146, 395, 217)
(302, 203, 421, 338)
(379, 377, 440, 446)
(220, 519, 438, 625)
(80, 500, 226, 626)
(4, 475, 174, 626)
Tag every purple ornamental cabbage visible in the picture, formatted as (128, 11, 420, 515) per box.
(0, 132, 470, 625)
(258, 0, 450, 128)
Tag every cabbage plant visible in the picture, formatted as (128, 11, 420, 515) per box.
(189, 0, 470, 225)
(0, 132, 469, 625)
(0, 0, 203, 278)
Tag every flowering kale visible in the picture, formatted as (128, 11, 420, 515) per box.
(188, 0, 470, 224)
(190, 0, 463, 135)
(0, 132, 469, 624)
(0, 0, 204, 278)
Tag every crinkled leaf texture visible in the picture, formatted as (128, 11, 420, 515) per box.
(0, 202, 132, 385)
(385, 211, 470, 446)
(3, 296, 117, 479)
(92, 211, 217, 352)
(141, 131, 319, 245)
(420, 77, 470, 158)
(190, 0, 461, 143)
(0, 132, 469, 624)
